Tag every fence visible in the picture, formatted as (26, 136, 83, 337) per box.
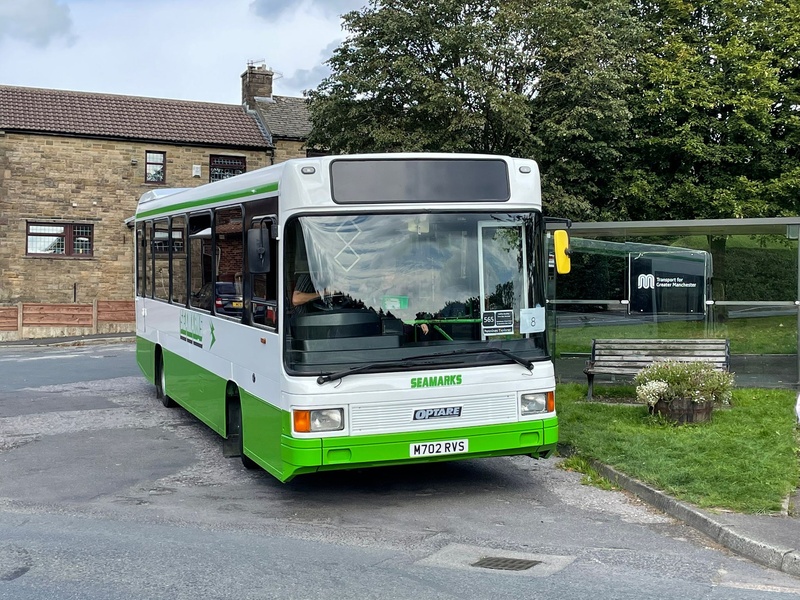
(0, 301, 135, 341)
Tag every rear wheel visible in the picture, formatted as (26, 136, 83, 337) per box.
(155, 353, 176, 408)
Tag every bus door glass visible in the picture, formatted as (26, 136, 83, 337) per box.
(478, 222, 528, 339)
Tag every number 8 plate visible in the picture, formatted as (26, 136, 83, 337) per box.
(410, 439, 468, 457)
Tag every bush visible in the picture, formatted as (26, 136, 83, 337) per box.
(634, 361, 735, 407)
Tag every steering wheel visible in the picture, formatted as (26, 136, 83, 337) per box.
(311, 293, 354, 311)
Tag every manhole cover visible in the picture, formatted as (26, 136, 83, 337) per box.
(471, 557, 542, 571)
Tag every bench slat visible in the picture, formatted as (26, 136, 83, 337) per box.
(584, 338, 730, 401)
(593, 343, 727, 351)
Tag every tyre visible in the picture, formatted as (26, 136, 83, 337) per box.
(156, 353, 176, 408)
(229, 394, 258, 470)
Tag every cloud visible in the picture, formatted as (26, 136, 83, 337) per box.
(282, 41, 340, 93)
(0, 0, 349, 103)
(250, 0, 365, 20)
(0, 0, 76, 47)
(283, 64, 331, 95)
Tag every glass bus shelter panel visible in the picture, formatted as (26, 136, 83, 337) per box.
(555, 247, 627, 303)
(553, 302, 708, 357)
(710, 303, 798, 356)
(623, 233, 798, 303)
(714, 235, 798, 303)
(712, 302, 799, 387)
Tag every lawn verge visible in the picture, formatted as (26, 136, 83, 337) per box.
(556, 383, 800, 513)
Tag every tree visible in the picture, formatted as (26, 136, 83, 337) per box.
(614, 0, 800, 221)
(306, 0, 642, 220)
(604, 0, 800, 308)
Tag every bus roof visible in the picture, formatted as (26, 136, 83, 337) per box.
(133, 153, 540, 221)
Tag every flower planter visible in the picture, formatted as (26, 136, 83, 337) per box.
(650, 398, 714, 424)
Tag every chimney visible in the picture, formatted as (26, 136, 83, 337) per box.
(241, 63, 273, 108)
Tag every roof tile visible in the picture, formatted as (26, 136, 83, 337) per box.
(255, 95, 311, 140)
(0, 85, 271, 148)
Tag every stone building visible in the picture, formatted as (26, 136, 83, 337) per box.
(0, 65, 311, 340)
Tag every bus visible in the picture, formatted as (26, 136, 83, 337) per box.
(134, 153, 571, 482)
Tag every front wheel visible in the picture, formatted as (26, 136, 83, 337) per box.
(228, 394, 258, 470)
(156, 353, 176, 408)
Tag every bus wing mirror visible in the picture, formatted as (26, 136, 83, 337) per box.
(247, 228, 270, 274)
(553, 230, 571, 275)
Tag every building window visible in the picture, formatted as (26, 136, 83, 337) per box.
(27, 223, 94, 257)
(145, 151, 166, 183)
(209, 155, 246, 182)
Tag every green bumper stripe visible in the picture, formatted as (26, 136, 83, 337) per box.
(279, 419, 558, 472)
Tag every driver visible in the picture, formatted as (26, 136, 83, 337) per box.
(291, 272, 329, 315)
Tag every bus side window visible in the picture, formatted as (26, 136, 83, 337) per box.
(249, 226, 278, 329)
(188, 213, 212, 310)
(214, 206, 244, 320)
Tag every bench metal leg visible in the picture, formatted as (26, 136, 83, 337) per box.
(587, 374, 594, 402)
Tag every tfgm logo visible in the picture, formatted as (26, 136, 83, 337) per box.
(637, 274, 655, 290)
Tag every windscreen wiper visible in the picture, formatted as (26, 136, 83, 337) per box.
(316, 357, 462, 385)
(407, 347, 536, 371)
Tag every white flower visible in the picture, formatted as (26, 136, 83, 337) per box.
(636, 380, 669, 406)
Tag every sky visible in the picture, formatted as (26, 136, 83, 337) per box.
(0, 0, 366, 104)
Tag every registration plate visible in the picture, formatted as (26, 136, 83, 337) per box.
(231, 301, 243, 308)
(410, 439, 468, 457)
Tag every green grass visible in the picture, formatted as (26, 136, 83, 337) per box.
(555, 315, 797, 355)
(560, 455, 620, 491)
(556, 383, 800, 513)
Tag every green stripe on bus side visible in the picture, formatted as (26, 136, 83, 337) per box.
(135, 181, 279, 219)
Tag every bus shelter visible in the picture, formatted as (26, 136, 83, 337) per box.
(547, 217, 800, 389)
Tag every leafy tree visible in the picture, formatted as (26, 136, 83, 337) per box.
(615, 0, 800, 221)
(612, 0, 800, 305)
(306, 0, 642, 220)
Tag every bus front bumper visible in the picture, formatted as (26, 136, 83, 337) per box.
(277, 418, 558, 481)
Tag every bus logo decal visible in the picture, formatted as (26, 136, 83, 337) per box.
(413, 406, 463, 420)
(179, 310, 204, 348)
(410, 374, 462, 388)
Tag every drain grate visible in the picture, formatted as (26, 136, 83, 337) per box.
(471, 557, 542, 571)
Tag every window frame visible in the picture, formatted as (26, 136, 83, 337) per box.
(145, 151, 167, 184)
(26, 222, 94, 258)
(209, 155, 246, 183)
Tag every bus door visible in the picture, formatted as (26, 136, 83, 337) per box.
(478, 222, 528, 340)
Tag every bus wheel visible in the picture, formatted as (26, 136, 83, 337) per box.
(156, 353, 176, 408)
(239, 428, 259, 471)
(228, 393, 258, 470)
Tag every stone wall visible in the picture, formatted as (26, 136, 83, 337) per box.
(272, 140, 308, 163)
(0, 131, 293, 339)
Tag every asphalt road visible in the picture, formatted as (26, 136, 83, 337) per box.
(1, 342, 799, 599)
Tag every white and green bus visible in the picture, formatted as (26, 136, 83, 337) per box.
(134, 153, 571, 482)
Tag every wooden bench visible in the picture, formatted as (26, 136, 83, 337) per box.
(584, 338, 730, 401)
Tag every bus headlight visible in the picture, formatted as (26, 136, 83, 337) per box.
(293, 408, 344, 433)
(520, 391, 555, 415)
